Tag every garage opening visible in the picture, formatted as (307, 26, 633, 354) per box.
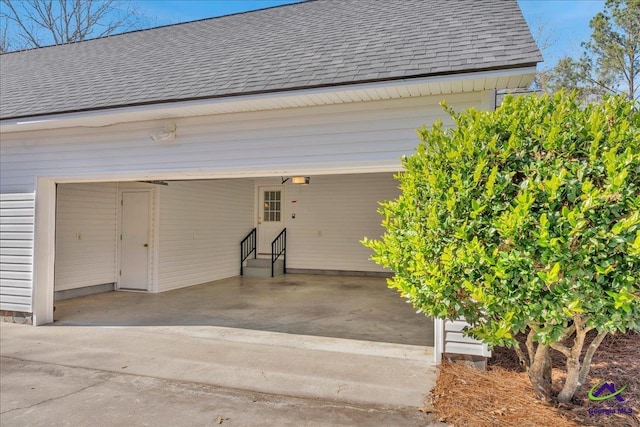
(53, 174, 434, 347)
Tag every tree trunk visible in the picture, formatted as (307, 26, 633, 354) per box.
(558, 357, 580, 403)
(557, 330, 608, 404)
(528, 343, 552, 401)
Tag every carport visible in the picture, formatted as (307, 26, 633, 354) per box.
(53, 174, 400, 295)
(50, 175, 427, 348)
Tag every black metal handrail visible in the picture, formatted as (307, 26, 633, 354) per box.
(240, 228, 257, 275)
(271, 228, 286, 277)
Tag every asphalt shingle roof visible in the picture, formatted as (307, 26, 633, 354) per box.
(0, 0, 542, 120)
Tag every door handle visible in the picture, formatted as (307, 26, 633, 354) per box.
(144, 244, 148, 247)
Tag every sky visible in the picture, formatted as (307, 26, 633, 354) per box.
(137, 0, 607, 70)
(2, 0, 608, 69)
(517, 0, 605, 67)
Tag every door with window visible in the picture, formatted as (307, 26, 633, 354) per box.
(257, 186, 284, 255)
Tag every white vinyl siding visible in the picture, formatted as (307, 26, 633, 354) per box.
(54, 183, 118, 291)
(0, 193, 35, 312)
(282, 173, 398, 272)
(0, 92, 482, 193)
(157, 179, 254, 292)
(54, 180, 253, 293)
(434, 318, 491, 363)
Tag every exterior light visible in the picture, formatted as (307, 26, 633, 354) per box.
(292, 176, 310, 185)
(281, 176, 311, 185)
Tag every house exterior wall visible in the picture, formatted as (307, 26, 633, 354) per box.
(0, 193, 35, 313)
(53, 180, 254, 294)
(54, 182, 158, 293)
(0, 92, 482, 193)
(157, 179, 254, 292)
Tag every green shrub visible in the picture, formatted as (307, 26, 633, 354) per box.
(364, 92, 639, 402)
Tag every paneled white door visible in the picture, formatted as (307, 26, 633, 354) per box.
(257, 186, 284, 255)
(119, 191, 150, 290)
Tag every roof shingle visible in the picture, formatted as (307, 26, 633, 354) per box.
(0, 0, 542, 120)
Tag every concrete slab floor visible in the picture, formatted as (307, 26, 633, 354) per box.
(1, 357, 445, 427)
(54, 274, 433, 347)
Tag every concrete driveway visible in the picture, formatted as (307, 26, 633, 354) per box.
(1, 322, 440, 426)
(1, 356, 443, 427)
(1, 275, 441, 425)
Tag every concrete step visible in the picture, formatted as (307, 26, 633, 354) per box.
(1, 323, 437, 409)
(244, 258, 284, 276)
(247, 258, 272, 268)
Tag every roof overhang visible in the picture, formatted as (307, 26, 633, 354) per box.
(0, 66, 536, 133)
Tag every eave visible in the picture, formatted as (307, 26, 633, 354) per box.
(0, 66, 536, 134)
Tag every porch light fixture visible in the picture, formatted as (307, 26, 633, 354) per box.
(281, 176, 310, 185)
(149, 122, 177, 142)
(291, 176, 310, 185)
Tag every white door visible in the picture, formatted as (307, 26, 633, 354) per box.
(119, 191, 150, 290)
(257, 186, 284, 255)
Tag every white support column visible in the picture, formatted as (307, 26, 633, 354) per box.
(32, 178, 56, 325)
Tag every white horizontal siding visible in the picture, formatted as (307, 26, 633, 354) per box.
(277, 173, 398, 272)
(54, 183, 117, 291)
(157, 179, 254, 292)
(0, 193, 34, 312)
(434, 318, 491, 362)
(0, 92, 482, 192)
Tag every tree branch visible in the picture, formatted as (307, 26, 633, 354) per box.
(1, 0, 42, 47)
(573, 314, 584, 333)
(557, 323, 576, 343)
(1, 0, 149, 50)
(578, 331, 608, 384)
(513, 340, 529, 370)
(550, 341, 572, 357)
(526, 325, 536, 366)
(548, 322, 576, 358)
(585, 74, 622, 95)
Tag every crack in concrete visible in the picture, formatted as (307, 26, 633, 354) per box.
(0, 379, 107, 415)
(1, 355, 117, 379)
